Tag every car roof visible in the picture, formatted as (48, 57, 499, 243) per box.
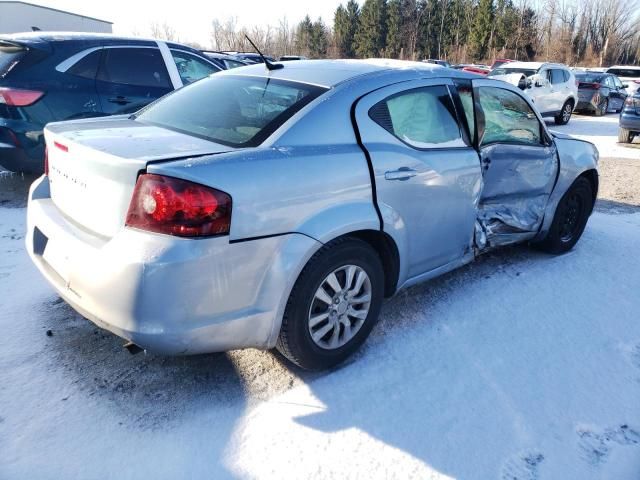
(0, 31, 202, 53)
(501, 61, 568, 70)
(608, 65, 640, 70)
(218, 58, 476, 88)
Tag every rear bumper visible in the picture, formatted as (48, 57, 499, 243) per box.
(26, 176, 320, 354)
(0, 123, 45, 173)
(620, 111, 640, 132)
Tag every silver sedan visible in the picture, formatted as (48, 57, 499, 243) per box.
(27, 59, 598, 369)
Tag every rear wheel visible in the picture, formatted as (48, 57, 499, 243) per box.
(555, 100, 574, 125)
(277, 238, 384, 370)
(534, 177, 593, 254)
(618, 127, 632, 143)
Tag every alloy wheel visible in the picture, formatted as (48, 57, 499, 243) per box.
(307, 265, 372, 350)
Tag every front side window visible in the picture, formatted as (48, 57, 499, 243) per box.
(135, 75, 327, 147)
(478, 87, 542, 146)
(368, 85, 465, 149)
(97, 48, 170, 88)
(613, 76, 623, 88)
(171, 50, 220, 85)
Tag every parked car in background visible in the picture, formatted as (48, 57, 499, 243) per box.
(0, 32, 221, 174)
(619, 91, 640, 143)
(27, 60, 598, 370)
(462, 65, 491, 75)
(575, 71, 628, 115)
(424, 59, 451, 68)
(201, 51, 249, 69)
(489, 62, 578, 124)
(226, 52, 276, 64)
(490, 58, 513, 69)
(280, 55, 307, 61)
(605, 66, 640, 94)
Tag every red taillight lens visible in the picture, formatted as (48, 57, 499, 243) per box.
(43, 146, 48, 176)
(0, 87, 44, 106)
(125, 174, 232, 237)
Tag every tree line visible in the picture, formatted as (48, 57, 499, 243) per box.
(160, 0, 640, 67)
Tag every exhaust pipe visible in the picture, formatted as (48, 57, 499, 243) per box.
(124, 341, 144, 355)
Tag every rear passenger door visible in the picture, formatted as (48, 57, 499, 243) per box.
(355, 79, 482, 278)
(472, 80, 559, 247)
(96, 47, 173, 114)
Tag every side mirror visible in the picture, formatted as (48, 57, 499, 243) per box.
(622, 84, 629, 89)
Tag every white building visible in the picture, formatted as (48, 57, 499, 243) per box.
(0, 1, 112, 34)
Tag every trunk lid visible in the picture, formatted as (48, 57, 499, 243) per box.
(45, 116, 233, 238)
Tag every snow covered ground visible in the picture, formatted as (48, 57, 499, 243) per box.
(1, 115, 640, 479)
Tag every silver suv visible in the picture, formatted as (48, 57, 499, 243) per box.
(27, 60, 598, 370)
(490, 62, 578, 125)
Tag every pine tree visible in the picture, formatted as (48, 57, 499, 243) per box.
(386, 0, 402, 57)
(469, 0, 494, 60)
(295, 15, 314, 56)
(310, 18, 329, 57)
(354, 0, 388, 57)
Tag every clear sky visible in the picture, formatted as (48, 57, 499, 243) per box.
(23, 0, 348, 46)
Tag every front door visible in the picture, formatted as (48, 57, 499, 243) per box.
(355, 79, 482, 278)
(472, 80, 559, 247)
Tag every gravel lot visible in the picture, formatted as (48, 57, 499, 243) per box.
(1, 113, 639, 479)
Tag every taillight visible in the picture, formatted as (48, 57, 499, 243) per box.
(0, 87, 44, 106)
(125, 174, 232, 238)
(43, 146, 48, 176)
(579, 82, 601, 89)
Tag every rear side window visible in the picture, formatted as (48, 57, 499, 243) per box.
(170, 50, 219, 85)
(97, 48, 170, 88)
(67, 50, 101, 80)
(369, 85, 465, 149)
(550, 69, 565, 84)
(607, 68, 640, 78)
(135, 75, 327, 147)
(478, 87, 541, 146)
(0, 43, 26, 77)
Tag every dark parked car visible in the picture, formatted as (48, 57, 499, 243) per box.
(619, 92, 640, 143)
(279, 55, 307, 61)
(201, 51, 250, 69)
(575, 71, 628, 115)
(424, 59, 451, 68)
(224, 52, 276, 64)
(0, 32, 221, 173)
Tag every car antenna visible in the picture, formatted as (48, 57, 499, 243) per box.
(244, 35, 283, 71)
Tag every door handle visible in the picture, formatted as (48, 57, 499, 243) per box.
(385, 168, 417, 181)
(108, 96, 132, 105)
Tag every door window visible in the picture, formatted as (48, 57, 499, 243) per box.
(171, 50, 220, 85)
(613, 76, 624, 88)
(97, 48, 170, 88)
(67, 50, 101, 79)
(550, 69, 565, 85)
(368, 85, 465, 149)
(478, 87, 542, 146)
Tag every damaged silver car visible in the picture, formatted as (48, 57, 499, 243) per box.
(26, 59, 598, 370)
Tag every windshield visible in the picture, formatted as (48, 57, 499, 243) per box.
(575, 73, 604, 83)
(606, 68, 640, 78)
(489, 67, 537, 78)
(136, 75, 327, 147)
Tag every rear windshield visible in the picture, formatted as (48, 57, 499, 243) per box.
(576, 73, 604, 83)
(489, 67, 537, 77)
(135, 75, 327, 147)
(606, 68, 640, 78)
(0, 43, 26, 77)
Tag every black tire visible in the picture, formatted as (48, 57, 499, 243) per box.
(534, 177, 593, 254)
(554, 100, 574, 125)
(276, 237, 384, 370)
(595, 97, 608, 116)
(618, 127, 632, 143)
